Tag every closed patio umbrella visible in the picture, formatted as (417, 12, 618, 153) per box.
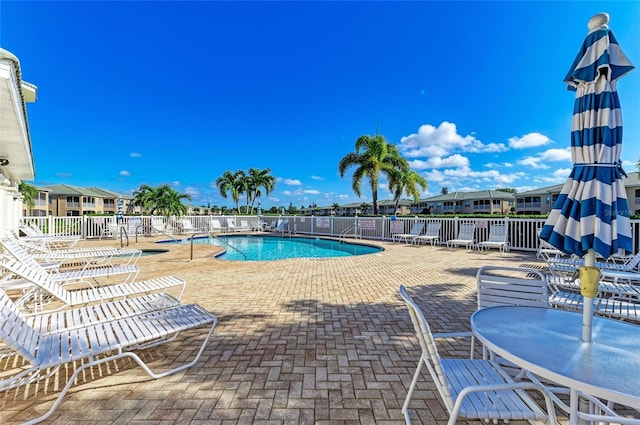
(539, 12, 634, 342)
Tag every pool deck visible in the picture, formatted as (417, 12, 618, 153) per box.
(0, 235, 636, 424)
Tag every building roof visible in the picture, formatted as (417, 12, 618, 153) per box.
(516, 184, 564, 196)
(39, 184, 131, 199)
(421, 190, 516, 202)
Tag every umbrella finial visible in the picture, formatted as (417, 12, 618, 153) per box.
(588, 12, 609, 32)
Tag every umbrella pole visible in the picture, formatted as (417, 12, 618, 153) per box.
(581, 250, 598, 343)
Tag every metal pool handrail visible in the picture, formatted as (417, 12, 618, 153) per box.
(189, 232, 248, 261)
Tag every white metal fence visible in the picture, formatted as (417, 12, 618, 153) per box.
(21, 215, 640, 254)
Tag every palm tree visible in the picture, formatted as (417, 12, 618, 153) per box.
(246, 168, 276, 214)
(18, 181, 39, 209)
(133, 184, 157, 214)
(153, 184, 192, 217)
(338, 134, 405, 214)
(133, 184, 191, 216)
(388, 163, 428, 212)
(215, 170, 246, 213)
(331, 202, 341, 216)
(359, 202, 371, 215)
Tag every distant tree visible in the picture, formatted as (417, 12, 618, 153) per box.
(246, 168, 276, 213)
(441, 187, 449, 195)
(339, 134, 405, 214)
(268, 206, 279, 214)
(359, 202, 371, 215)
(496, 187, 517, 194)
(331, 202, 341, 216)
(18, 181, 39, 209)
(388, 163, 427, 211)
(215, 170, 246, 213)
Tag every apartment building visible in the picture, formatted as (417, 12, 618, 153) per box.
(414, 190, 516, 215)
(37, 184, 133, 216)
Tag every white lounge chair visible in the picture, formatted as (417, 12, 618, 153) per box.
(180, 218, 197, 234)
(209, 218, 226, 233)
(11, 236, 141, 268)
(19, 222, 80, 249)
(0, 255, 185, 314)
(399, 285, 556, 425)
(270, 219, 289, 234)
(238, 220, 251, 232)
(1, 239, 140, 285)
(476, 223, 509, 254)
(446, 223, 476, 251)
(412, 222, 441, 246)
(0, 287, 217, 424)
(536, 230, 566, 261)
(392, 222, 425, 244)
(226, 217, 237, 232)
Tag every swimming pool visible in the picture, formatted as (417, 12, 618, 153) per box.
(166, 235, 383, 261)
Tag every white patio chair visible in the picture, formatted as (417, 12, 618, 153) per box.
(474, 266, 549, 363)
(446, 223, 476, 251)
(238, 219, 251, 231)
(399, 285, 556, 425)
(412, 222, 441, 246)
(0, 287, 217, 425)
(392, 222, 425, 244)
(0, 255, 185, 314)
(476, 223, 510, 254)
(226, 217, 237, 232)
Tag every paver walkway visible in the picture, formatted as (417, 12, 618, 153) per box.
(0, 236, 635, 424)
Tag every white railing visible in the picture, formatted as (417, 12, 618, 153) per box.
(20, 215, 640, 254)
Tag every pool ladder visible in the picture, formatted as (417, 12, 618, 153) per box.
(189, 232, 248, 261)
(339, 225, 361, 243)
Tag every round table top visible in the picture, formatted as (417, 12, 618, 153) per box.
(471, 306, 640, 407)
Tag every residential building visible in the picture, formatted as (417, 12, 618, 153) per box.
(514, 184, 563, 215)
(415, 191, 516, 215)
(38, 184, 133, 216)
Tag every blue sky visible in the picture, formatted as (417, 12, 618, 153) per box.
(2, 1, 639, 210)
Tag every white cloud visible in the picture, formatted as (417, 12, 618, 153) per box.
(537, 168, 571, 183)
(129, 152, 142, 158)
(399, 121, 508, 159)
(311, 175, 324, 181)
(283, 190, 292, 195)
(284, 179, 302, 186)
(409, 153, 470, 170)
(303, 189, 320, 194)
(539, 147, 571, 161)
(171, 181, 180, 187)
(119, 170, 130, 176)
(184, 186, 200, 197)
(338, 194, 350, 199)
(517, 147, 571, 169)
(518, 156, 550, 169)
(508, 132, 552, 149)
(56, 172, 72, 178)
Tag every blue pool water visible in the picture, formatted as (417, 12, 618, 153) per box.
(165, 235, 383, 261)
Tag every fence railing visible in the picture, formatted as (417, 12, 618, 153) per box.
(21, 215, 640, 254)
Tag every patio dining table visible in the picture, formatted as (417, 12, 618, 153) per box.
(471, 306, 640, 425)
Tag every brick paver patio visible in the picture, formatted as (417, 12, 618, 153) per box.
(0, 235, 633, 424)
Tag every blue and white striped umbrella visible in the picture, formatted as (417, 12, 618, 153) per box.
(540, 13, 634, 260)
